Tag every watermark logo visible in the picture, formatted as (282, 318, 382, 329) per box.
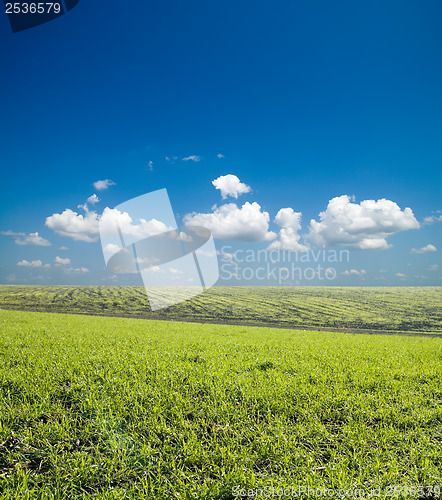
(4, 0, 79, 33)
(219, 247, 349, 284)
(99, 189, 219, 311)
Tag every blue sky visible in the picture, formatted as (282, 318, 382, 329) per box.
(0, 0, 441, 286)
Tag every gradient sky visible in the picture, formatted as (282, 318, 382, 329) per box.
(0, 0, 441, 286)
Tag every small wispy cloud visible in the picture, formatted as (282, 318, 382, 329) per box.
(17, 259, 50, 269)
(182, 155, 201, 162)
(93, 179, 115, 191)
(64, 266, 89, 274)
(54, 255, 88, 274)
(341, 269, 367, 276)
(148, 160, 154, 171)
(87, 194, 100, 205)
(423, 211, 442, 225)
(217, 153, 225, 158)
(410, 244, 437, 254)
(395, 272, 406, 278)
(165, 156, 178, 162)
(1, 230, 51, 247)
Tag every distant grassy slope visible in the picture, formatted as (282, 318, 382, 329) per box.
(0, 285, 441, 333)
(0, 309, 441, 498)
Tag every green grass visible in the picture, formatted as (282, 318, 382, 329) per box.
(0, 309, 441, 499)
(0, 285, 441, 333)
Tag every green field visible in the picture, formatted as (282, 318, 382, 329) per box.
(0, 285, 441, 334)
(0, 309, 441, 499)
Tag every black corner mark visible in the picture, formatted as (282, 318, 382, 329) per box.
(3, 0, 79, 33)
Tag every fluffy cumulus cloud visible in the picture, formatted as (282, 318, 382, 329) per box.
(93, 179, 115, 191)
(87, 194, 100, 205)
(1, 230, 51, 246)
(184, 202, 276, 242)
(100, 208, 173, 239)
(307, 195, 420, 249)
(46, 205, 173, 243)
(410, 244, 437, 254)
(267, 208, 309, 252)
(17, 259, 50, 269)
(212, 174, 251, 199)
(45, 209, 100, 242)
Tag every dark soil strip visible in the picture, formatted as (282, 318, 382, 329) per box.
(1, 307, 441, 338)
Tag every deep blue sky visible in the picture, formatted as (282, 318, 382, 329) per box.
(0, 0, 441, 286)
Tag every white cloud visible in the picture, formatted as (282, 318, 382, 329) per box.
(148, 161, 154, 171)
(217, 154, 225, 158)
(1, 230, 21, 237)
(17, 259, 50, 269)
(54, 256, 71, 266)
(184, 202, 276, 242)
(143, 265, 163, 274)
(78, 194, 100, 213)
(64, 266, 89, 274)
(410, 244, 437, 254)
(93, 179, 115, 191)
(169, 267, 183, 275)
(100, 208, 173, 239)
(358, 238, 390, 250)
(103, 243, 123, 255)
(87, 194, 100, 205)
(54, 256, 88, 274)
(59, 246, 69, 251)
(423, 214, 442, 225)
(182, 155, 201, 162)
(307, 195, 420, 249)
(45, 209, 99, 242)
(267, 208, 309, 252)
(46, 206, 173, 243)
(395, 272, 406, 278)
(428, 264, 439, 272)
(1, 230, 51, 246)
(212, 174, 251, 199)
(341, 269, 367, 276)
